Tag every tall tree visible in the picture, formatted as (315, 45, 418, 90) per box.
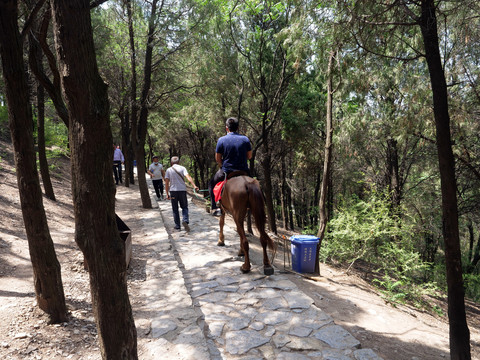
(317, 49, 336, 252)
(125, 0, 137, 187)
(225, 0, 296, 233)
(418, 1, 469, 357)
(133, 0, 158, 209)
(26, 1, 56, 200)
(0, 0, 67, 323)
(342, 0, 472, 357)
(49, 0, 137, 358)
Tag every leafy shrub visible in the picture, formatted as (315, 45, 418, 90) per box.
(464, 273, 480, 303)
(321, 192, 440, 309)
(0, 102, 9, 140)
(44, 117, 69, 152)
(321, 192, 413, 266)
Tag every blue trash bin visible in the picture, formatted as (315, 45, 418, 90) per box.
(133, 160, 137, 166)
(290, 235, 319, 273)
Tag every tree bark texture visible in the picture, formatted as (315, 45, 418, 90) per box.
(419, 1, 470, 358)
(49, 0, 137, 358)
(36, 83, 56, 200)
(0, 0, 67, 323)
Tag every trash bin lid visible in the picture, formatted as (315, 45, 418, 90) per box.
(290, 235, 319, 244)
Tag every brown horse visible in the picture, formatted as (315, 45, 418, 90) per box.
(217, 175, 275, 275)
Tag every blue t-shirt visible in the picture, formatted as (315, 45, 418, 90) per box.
(216, 132, 252, 173)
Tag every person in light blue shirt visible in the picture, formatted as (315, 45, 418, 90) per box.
(209, 117, 252, 216)
(113, 144, 124, 185)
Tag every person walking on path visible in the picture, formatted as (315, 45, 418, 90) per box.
(209, 117, 252, 216)
(147, 156, 166, 200)
(165, 156, 199, 231)
(113, 144, 125, 185)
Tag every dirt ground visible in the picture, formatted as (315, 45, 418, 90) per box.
(0, 139, 479, 359)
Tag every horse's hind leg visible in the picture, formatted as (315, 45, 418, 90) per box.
(236, 221, 251, 273)
(260, 233, 274, 276)
(217, 210, 225, 246)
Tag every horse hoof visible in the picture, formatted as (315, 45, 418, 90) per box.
(217, 241, 225, 247)
(237, 251, 245, 257)
(264, 266, 274, 276)
(241, 266, 250, 274)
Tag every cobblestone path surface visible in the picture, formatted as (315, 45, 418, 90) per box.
(138, 181, 383, 360)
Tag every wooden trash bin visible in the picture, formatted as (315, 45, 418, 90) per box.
(83, 214, 132, 270)
(116, 214, 132, 267)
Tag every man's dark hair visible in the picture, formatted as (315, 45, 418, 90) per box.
(225, 117, 239, 132)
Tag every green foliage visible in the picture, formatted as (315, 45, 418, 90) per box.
(373, 275, 407, 305)
(321, 192, 413, 265)
(85, 0, 480, 310)
(281, 73, 324, 144)
(44, 118, 69, 153)
(321, 192, 441, 309)
(464, 273, 480, 303)
(0, 100, 9, 140)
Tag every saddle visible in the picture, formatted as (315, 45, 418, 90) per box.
(213, 170, 249, 202)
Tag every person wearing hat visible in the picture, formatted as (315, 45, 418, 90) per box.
(147, 155, 166, 200)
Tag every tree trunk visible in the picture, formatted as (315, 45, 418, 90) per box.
(27, 4, 69, 129)
(135, 0, 160, 209)
(467, 220, 474, 264)
(26, 0, 56, 201)
(287, 155, 294, 230)
(465, 221, 480, 273)
(317, 50, 335, 244)
(280, 156, 289, 230)
(261, 152, 277, 234)
(316, 49, 336, 275)
(471, 234, 480, 271)
(49, 0, 137, 358)
(386, 137, 401, 207)
(121, 110, 131, 187)
(419, 1, 470, 358)
(126, 0, 137, 186)
(36, 83, 56, 200)
(0, 0, 67, 324)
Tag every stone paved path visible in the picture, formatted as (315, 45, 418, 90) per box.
(138, 181, 383, 360)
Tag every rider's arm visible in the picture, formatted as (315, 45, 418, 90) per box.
(246, 150, 252, 160)
(215, 152, 222, 167)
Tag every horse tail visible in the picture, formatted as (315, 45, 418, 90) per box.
(246, 180, 275, 251)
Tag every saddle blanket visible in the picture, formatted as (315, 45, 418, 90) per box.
(213, 180, 226, 202)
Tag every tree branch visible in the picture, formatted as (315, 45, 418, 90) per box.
(21, 0, 47, 40)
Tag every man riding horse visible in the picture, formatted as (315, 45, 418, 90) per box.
(210, 117, 275, 275)
(209, 117, 252, 216)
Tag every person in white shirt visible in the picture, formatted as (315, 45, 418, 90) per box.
(164, 156, 198, 231)
(147, 156, 165, 200)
